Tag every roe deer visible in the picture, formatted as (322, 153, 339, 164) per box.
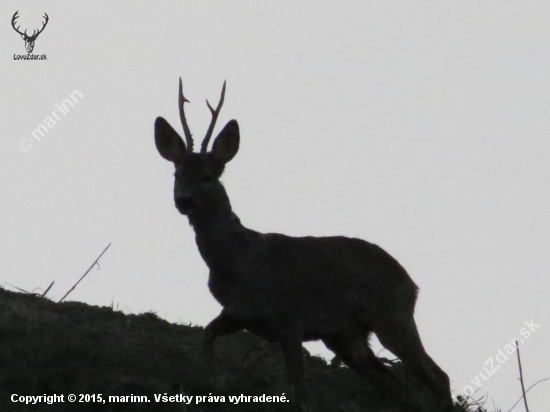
(154, 79, 453, 411)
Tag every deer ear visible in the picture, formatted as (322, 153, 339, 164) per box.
(155, 117, 186, 164)
(212, 120, 240, 164)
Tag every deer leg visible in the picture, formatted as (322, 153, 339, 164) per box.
(278, 332, 309, 412)
(203, 311, 242, 368)
(375, 317, 453, 411)
(322, 328, 405, 403)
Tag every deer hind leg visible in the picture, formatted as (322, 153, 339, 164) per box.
(203, 311, 243, 368)
(277, 331, 309, 412)
(322, 327, 405, 403)
(374, 316, 453, 411)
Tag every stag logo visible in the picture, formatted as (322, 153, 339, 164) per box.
(11, 11, 49, 54)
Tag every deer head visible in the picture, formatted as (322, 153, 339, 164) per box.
(12, 11, 49, 54)
(154, 79, 240, 217)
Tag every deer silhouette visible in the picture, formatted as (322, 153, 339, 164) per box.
(11, 11, 49, 54)
(154, 79, 454, 411)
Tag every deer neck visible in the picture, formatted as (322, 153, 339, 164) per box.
(187, 191, 248, 271)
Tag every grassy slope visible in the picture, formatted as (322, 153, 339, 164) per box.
(0, 288, 461, 412)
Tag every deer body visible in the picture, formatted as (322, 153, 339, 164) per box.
(196, 217, 418, 341)
(155, 79, 453, 411)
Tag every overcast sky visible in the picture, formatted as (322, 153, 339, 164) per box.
(1, 1, 548, 410)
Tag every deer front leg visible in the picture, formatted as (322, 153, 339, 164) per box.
(278, 333, 309, 412)
(203, 311, 242, 369)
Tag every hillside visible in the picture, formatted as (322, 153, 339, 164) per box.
(0, 288, 465, 412)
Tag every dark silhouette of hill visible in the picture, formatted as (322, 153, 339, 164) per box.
(0, 288, 466, 411)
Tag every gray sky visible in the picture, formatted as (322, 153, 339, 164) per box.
(1, 1, 548, 409)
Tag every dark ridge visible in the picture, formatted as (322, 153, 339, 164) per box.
(0, 288, 464, 411)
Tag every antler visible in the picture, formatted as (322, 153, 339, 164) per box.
(11, 11, 49, 39)
(201, 81, 226, 153)
(11, 11, 26, 36)
(31, 13, 49, 38)
(178, 78, 194, 152)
